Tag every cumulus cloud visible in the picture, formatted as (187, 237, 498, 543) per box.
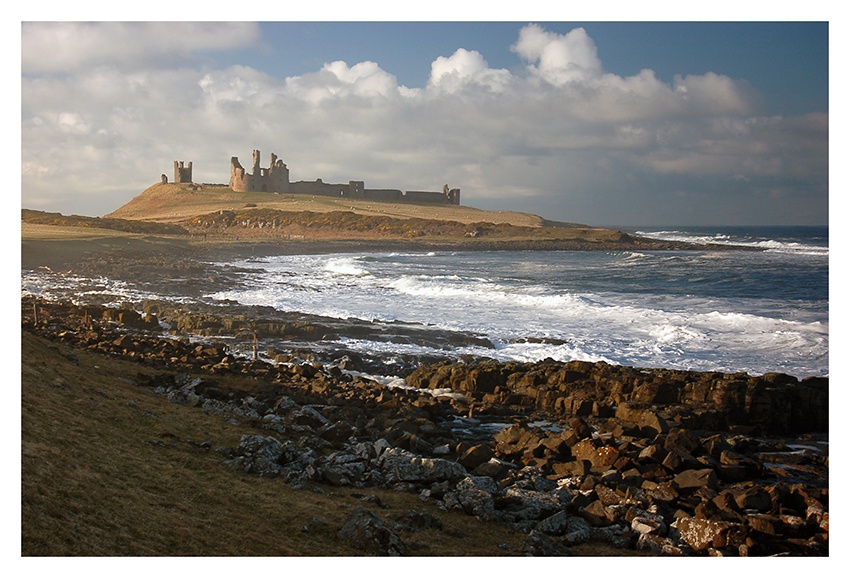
(283, 60, 403, 102)
(427, 48, 512, 93)
(512, 24, 602, 84)
(20, 23, 827, 225)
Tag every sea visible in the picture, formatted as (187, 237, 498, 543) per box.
(22, 225, 829, 379)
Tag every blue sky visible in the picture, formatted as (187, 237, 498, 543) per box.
(19, 12, 833, 227)
(242, 22, 828, 116)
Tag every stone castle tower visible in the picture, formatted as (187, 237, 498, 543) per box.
(173, 160, 193, 183)
(229, 150, 290, 193)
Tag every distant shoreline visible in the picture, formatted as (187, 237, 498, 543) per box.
(21, 219, 754, 272)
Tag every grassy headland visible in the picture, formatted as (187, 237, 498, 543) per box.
(23, 182, 714, 252)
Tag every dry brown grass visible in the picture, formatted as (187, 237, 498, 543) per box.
(105, 182, 555, 228)
(24, 183, 629, 250)
(21, 331, 530, 557)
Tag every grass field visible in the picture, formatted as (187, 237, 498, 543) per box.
(21, 330, 530, 556)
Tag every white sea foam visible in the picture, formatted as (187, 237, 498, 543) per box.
(21, 270, 167, 306)
(324, 256, 370, 276)
(201, 250, 828, 377)
(23, 238, 828, 378)
(634, 229, 829, 256)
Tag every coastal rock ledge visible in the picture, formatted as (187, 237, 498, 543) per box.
(404, 358, 828, 437)
(22, 297, 828, 556)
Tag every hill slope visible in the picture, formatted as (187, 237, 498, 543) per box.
(106, 183, 564, 228)
(20, 328, 528, 556)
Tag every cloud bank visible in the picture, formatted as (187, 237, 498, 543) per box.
(21, 22, 827, 225)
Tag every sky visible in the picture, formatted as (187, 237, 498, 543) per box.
(19, 11, 834, 227)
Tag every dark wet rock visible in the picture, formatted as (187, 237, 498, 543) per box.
(408, 357, 828, 436)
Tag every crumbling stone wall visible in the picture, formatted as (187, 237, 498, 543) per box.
(289, 179, 365, 197)
(228, 148, 460, 205)
(174, 160, 193, 183)
(229, 150, 290, 193)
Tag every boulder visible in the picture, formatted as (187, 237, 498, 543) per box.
(594, 484, 624, 507)
(663, 428, 703, 455)
(718, 450, 763, 480)
(523, 529, 572, 556)
(498, 486, 568, 522)
(636, 533, 685, 555)
(458, 443, 494, 470)
(672, 468, 719, 492)
(234, 434, 286, 477)
(638, 443, 667, 463)
(579, 500, 616, 526)
(494, 424, 541, 458)
(445, 476, 499, 518)
(536, 510, 570, 536)
(730, 485, 773, 513)
(379, 447, 467, 484)
(561, 515, 592, 545)
(629, 509, 668, 536)
(661, 449, 702, 473)
(673, 516, 747, 552)
(566, 417, 592, 440)
(551, 460, 590, 479)
(338, 507, 407, 556)
(317, 451, 369, 486)
(571, 439, 620, 473)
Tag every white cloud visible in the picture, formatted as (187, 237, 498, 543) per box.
(512, 24, 603, 84)
(200, 66, 275, 104)
(427, 49, 512, 93)
(21, 22, 261, 74)
(673, 72, 760, 116)
(20, 23, 827, 226)
(283, 60, 403, 102)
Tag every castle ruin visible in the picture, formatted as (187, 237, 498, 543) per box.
(228, 149, 460, 205)
(229, 150, 289, 193)
(174, 160, 193, 183)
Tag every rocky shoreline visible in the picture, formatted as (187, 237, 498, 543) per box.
(21, 296, 829, 556)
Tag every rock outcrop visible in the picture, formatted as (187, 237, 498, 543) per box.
(22, 296, 829, 556)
